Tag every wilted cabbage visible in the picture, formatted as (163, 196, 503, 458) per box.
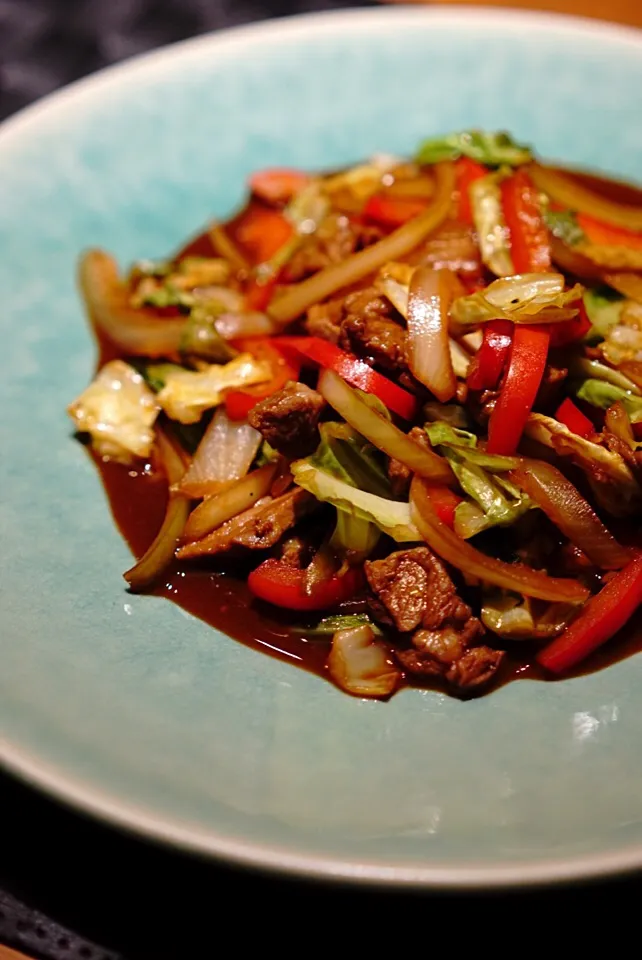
(327, 624, 400, 697)
(68, 360, 159, 463)
(157, 353, 270, 424)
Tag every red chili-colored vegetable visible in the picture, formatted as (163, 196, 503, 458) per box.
(487, 325, 550, 455)
(248, 168, 311, 205)
(577, 212, 642, 252)
(501, 169, 551, 273)
(224, 337, 300, 421)
(467, 320, 513, 391)
(423, 483, 462, 529)
(364, 194, 428, 227)
(454, 157, 488, 225)
(248, 558, 364, 611)
(538, 552, 642, 673)
(275, 336, 419, 420)
(548, 298, 591, 347)
(555, 397, 594, 438)
(236, 208, 294, 264)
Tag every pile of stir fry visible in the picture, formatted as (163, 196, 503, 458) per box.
(69, 130, 642, 698)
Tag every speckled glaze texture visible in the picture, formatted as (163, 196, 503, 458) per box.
(1, 8, 642, 887)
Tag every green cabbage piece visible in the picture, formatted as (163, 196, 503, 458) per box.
(291, 460, 419, 544)
(481, 590, 578, 640)
(416, 130, 532, 167)
(301, 613, 384, 638)
(470, 170, 515, 277)
(575, 379, 642, 422)
(583, 287, 624, 341)
(424, 421, 534, 537)
(451, 273, 582, 325)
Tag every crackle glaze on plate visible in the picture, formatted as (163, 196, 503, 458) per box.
(1, 7, 642, 888)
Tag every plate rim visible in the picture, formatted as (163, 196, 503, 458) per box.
(2, 3, 642, 889)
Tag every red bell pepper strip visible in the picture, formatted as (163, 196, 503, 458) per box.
(501, 169, 552, 273)
(487, 324, 550, 455)
(224, 337, 300, 421)
(236, 208, 294, 265)
(248, 558, 364, 611)
(538, 552, 642, 673)
(555, 397, 594, 439)
(274, 336, 419, 421)
(423, 483, 462, 529)
(577, 212, 642, 252)
(467, 320, 513, 391)
(363, 194, 428, 228)
(245, 274, 280, 312)
(454, 157, 488, 225)
(248, 168, 310, 205)
(547, 298, 591, 347)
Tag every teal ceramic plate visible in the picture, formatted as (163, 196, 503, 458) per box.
(2, 7, 642, 888)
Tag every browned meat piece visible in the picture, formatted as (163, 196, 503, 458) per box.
(365, 546, 502, 692)
(306, 297, 344, 344)
(365, 546, 474, 633)
(338, 287, 407, 373)
(248, 381, 325, 459)
(286, 215, 383, 282)
(535, 364, 568, 410)
(177, 487, 317, 559)
(279, 535, 312, 569)
(387, 427, 430, 498)
(603, 431, 642, 484)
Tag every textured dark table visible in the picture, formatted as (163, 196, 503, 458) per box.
(0, 2, 641, 957)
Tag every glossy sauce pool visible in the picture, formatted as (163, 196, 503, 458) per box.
(88, 165, 642, 697)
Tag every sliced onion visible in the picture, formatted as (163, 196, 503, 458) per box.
(550, 237, 603, 281)
(605, 401, 636, 444)
(124, 429, 189, 591)
(449, 338, 472, 378)
(177, 407, 261, 498)
(268, 161, 456, 325)
(509, 461, 630, 570)
(327, 624, 400, 698)
(603, 271, 642, 305)
(530, 164, 642, 232)
(79, 250, 186, 356)
(214, 311, 279, 340)
(208, 222, 250, 273)
(410, 476, 590, 603)
(182, 462, 278, 542)
(407, 267, 457, 401)
(318, 369, 453, 484)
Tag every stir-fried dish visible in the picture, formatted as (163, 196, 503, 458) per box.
(69, 129, 642, 699)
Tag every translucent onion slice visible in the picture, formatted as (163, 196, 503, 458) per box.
(317, 369, 453, 484)
(530, 164, 642, 232)
(124, 429, 189, 591)
(603, 271, 642, 306)
(410, 476, 590, 603)
(79, 250, 186, 357)
(509, 461, 630, 570)
(178, 407, 261, 498)
(327, 624, 400, 697)
(605, 401, 636, 444)
(268, 161, 456, 325)
(214, 311, 279, 340)
(182, 462, 278, 542)
(407, 266, 457, 402)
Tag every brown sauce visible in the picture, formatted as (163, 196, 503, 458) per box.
(88, 164, 642, 697)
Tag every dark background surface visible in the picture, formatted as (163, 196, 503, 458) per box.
(1, 1, 641, 957)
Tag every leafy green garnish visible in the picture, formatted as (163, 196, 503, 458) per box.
(544, 209, 586, 247)
(416, 130, 532, 167)
(137, 362, 185, 393)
